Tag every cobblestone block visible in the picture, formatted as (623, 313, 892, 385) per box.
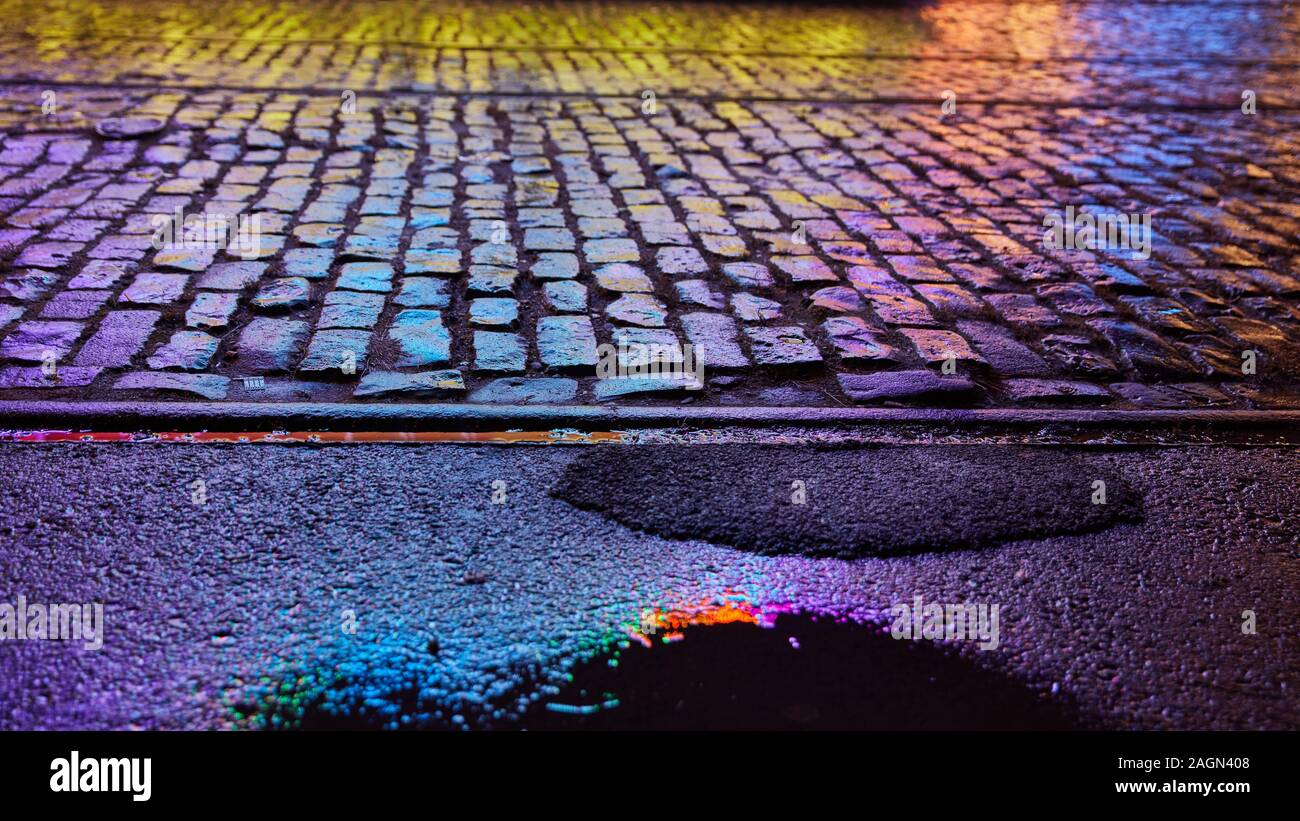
(235, 317, 309, 373)
(73, 311, 157, 367)
(537, 316, 598, 371)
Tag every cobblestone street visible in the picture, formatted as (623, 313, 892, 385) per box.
(1, 0, 1298, 412)
(2, 2, 1299, 744)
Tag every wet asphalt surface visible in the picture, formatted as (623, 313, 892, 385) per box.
(0, 441, 1295, 730)
(554, 445, 1143, 558)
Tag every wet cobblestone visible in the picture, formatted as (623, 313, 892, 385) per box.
(0, 0, 1297, 410)
(1, 0, 1298, 106)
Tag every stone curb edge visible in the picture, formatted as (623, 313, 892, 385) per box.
(1, 401, 1299, 433)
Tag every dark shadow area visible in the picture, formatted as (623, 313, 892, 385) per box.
(286, 613, 1083, 731)
(552, 444, 1143, 557)
(525, 613, 1084, 730)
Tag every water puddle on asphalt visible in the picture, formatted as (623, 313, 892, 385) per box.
(553, 444, 1143, 557)
(525, 609, 1081, 730)
(251, 596, 1082, 731)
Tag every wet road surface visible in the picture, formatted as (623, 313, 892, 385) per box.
(0, 441, 1294, 730)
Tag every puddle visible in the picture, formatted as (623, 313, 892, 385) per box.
(270, 608, 1081, 732)
(525, 612, 1081, 730)
(553, 444, 1143, 557)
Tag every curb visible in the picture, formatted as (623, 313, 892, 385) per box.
(2, 401, 1299, 433)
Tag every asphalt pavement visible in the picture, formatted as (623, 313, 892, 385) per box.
(0, 440, 1294, 730)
